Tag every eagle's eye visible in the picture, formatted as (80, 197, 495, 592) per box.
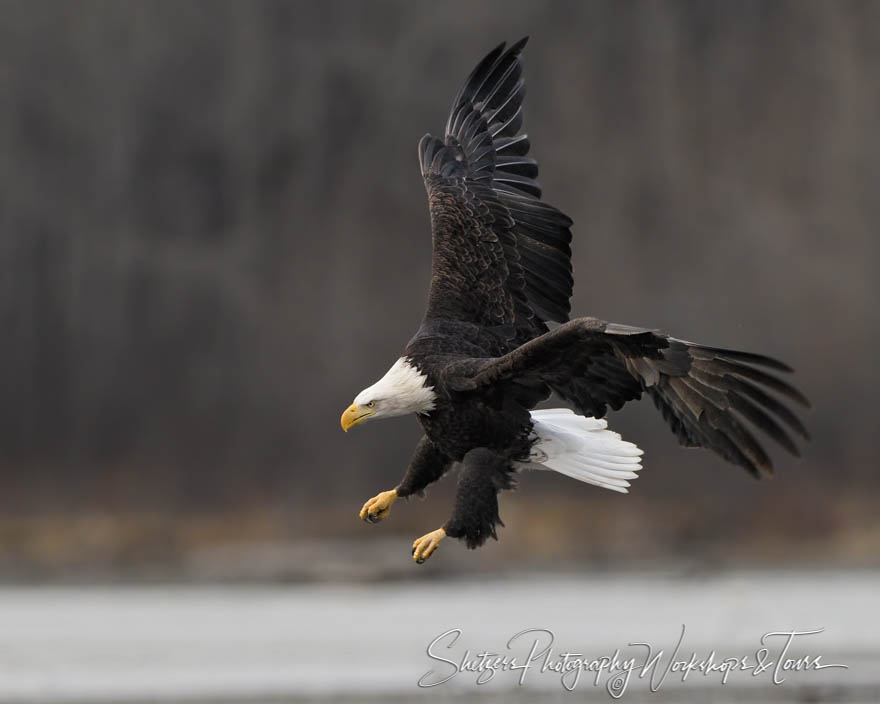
(366, 401, 376, 408)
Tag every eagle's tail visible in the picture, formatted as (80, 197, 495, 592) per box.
(522, 409, 644, 493)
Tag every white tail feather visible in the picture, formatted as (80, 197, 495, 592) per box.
(518, 409, 644, 494)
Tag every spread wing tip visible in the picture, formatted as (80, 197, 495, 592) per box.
(420, 38, 576, 332)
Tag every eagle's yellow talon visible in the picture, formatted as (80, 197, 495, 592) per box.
(359, 489, 398, 523)
(411, 527, 446, 564)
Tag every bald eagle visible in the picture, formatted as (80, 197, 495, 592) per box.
(341, 38, 808, 563)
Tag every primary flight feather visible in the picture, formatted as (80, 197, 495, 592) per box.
(340, 38, 809, 564)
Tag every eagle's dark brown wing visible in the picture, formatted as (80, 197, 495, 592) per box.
(419, 38, 573, 348)
(449, 317, 810, 478)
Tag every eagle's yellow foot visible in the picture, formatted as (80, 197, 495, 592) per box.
(412, 527, 446, 564)
(359, 489, 398, 524)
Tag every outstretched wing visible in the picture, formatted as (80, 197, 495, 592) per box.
(419, 38, 573, 347)
(450, 318, 810, 478)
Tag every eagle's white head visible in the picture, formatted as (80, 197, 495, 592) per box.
(341, 358, 437, 431)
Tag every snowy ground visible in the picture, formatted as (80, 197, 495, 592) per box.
(0, 569, 877, 703)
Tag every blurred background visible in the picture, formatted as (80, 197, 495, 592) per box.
(0, 1, 878, 701)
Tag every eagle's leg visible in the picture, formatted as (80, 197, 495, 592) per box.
(412, 527, 445, 563)
(359, 489, 397, 524)
(414, 448, 513, 562)
(359, 436, 451, 524)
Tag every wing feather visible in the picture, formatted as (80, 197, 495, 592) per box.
(419, 38, 573, 348)
(452, 317, 808, 478)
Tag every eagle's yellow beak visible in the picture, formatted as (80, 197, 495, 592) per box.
(341, 403, 374, 432)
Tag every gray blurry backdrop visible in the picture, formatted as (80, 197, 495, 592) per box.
(1, 0, 878, 578)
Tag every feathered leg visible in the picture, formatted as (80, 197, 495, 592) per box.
(359, 436, 451, 524)
(413, 447, 514, 563)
